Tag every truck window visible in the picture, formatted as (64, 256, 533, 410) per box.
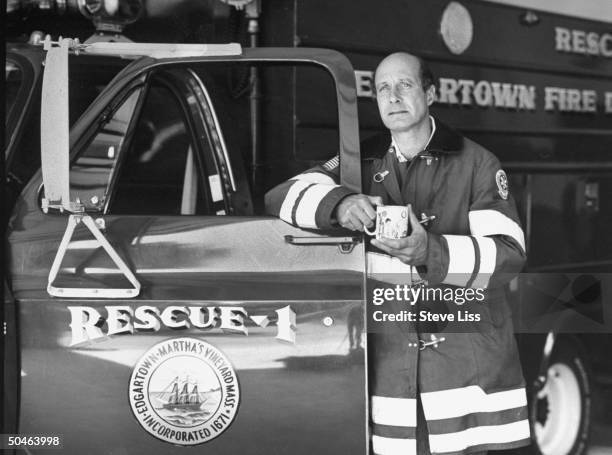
(190, 62, 340, 215)
(66, 62, 341, 218)
(67, 57, 129, 127)
(69, 88, 143, 212)
(8, 54, 126, 212)
(110, 81, 208, 215)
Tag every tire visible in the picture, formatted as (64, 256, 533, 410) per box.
(530, 337, 592, 455)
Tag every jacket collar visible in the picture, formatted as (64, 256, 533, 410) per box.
(361, 116, 463, 160)
(423, 117, 463, 155)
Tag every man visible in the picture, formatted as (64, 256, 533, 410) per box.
(265, 53, 530, 455)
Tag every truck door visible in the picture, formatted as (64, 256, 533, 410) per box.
(7, 50, 367, 453)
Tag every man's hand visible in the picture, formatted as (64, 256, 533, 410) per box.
(335, 194, 383, 231)
(371, 205, 428, 266)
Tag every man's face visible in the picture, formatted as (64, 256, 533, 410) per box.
(374, 55, 435, 134)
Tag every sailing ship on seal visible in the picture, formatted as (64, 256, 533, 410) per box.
(162, 376, 204, 411)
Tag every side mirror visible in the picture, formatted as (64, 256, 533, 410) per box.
(40, 38, 74, 213)
(39, 38, 141, 298)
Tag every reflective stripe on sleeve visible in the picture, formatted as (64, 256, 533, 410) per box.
(421, 385, 527, 420)
(367, 252, 415, 275)
(372, 435, 417, 455)
(279, 180, 312, 223)
(469, 210, 526, 252)
(428, 419, 530, 454)
(470, 236, 497, 289)
(442, 235, 475, 287)
(279, 180, 338, 228)
(371, 395, 417, 427)
(294, 184, 338, 228)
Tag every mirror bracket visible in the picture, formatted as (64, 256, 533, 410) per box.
(47, 214, 141, 298)
(42, 199, 85, 214)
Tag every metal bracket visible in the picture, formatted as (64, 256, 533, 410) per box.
(419, 334, 446, 350)
(42, 198, 85, 214)
(47, 214, 141, 298)
(338, 242, 357, 254)
(284, 235, 361, 254)
(42, 35, 86, 53)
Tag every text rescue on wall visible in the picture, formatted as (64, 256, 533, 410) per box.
(68, 305, 297, 346)
(355, 27, 612, 113)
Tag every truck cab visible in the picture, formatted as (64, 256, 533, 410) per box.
(4, 40, 367, 453)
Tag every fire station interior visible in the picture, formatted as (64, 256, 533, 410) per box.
(510, 172, 612, 271)
(5, 1, 612, 452)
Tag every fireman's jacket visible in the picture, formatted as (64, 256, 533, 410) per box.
(265, 118, 530, 455)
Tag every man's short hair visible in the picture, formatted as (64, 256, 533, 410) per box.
(372, 53, 436, 96)
(417, 56, 435, 91)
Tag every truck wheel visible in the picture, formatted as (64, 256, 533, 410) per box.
(531, 338, 591, 455)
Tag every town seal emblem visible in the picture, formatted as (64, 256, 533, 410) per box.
(129, 337, 240, 445)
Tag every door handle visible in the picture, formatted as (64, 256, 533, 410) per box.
(284, 235, 361, 254)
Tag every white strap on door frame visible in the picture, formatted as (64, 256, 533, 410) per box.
(180, 146, 198, 215)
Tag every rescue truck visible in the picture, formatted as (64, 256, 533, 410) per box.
(4, 1, 612, 454)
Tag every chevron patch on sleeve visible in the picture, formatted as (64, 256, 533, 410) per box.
(323, 156, 339, 171)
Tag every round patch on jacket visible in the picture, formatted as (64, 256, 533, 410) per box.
(496, 170, 509, 200)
